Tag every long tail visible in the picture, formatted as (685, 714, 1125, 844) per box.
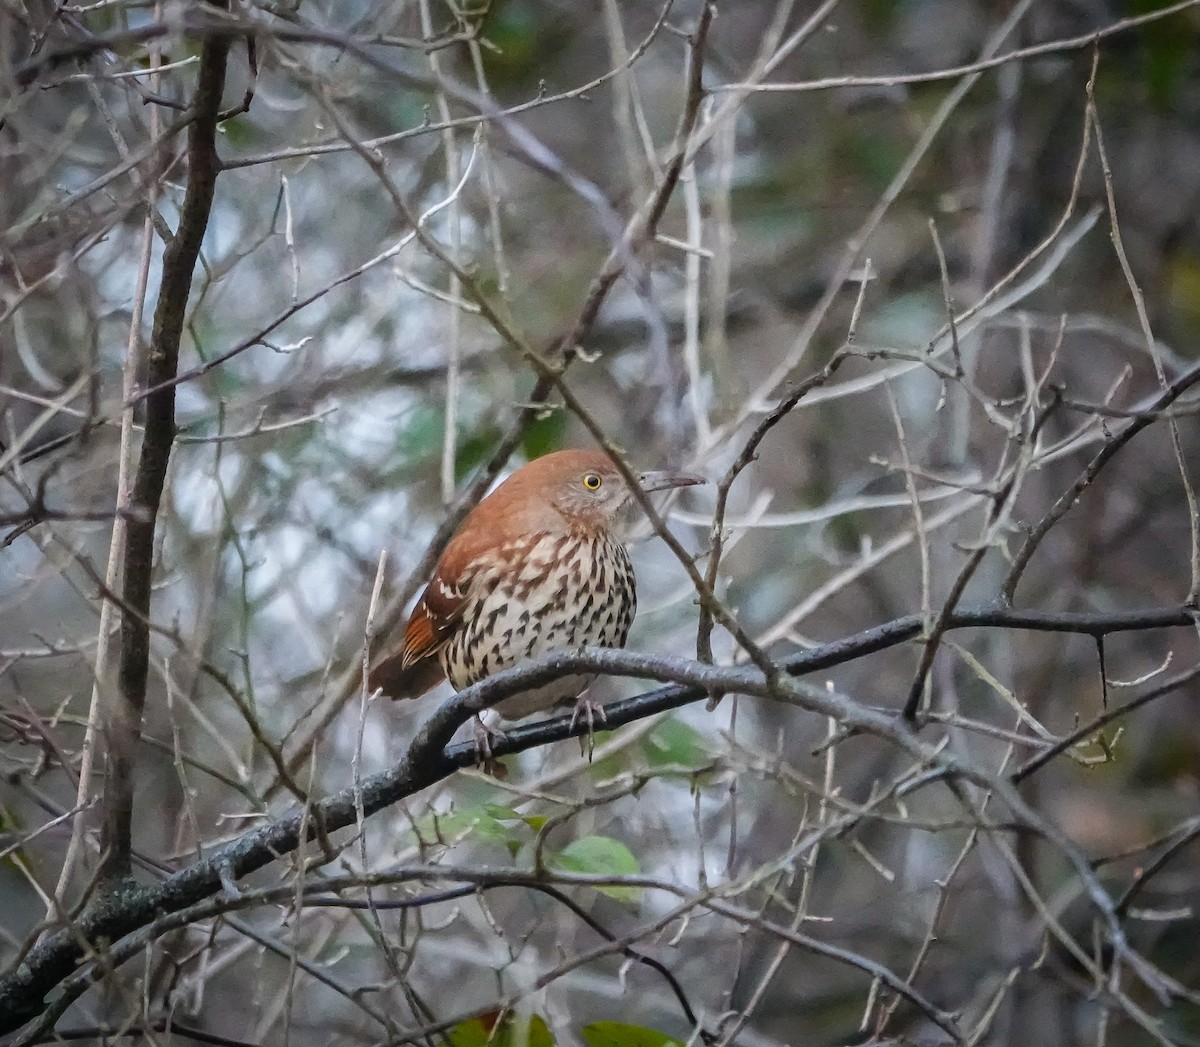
(367, 651, 446, 700)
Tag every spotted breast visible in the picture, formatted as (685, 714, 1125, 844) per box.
(441, 530, 636, 719)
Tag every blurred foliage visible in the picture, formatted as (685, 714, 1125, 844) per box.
(449, 1012, 554, 1047)
(1127, 0, 1200, 108)
(581, 1020, 683, 1047)
(478, 0, 575, 89)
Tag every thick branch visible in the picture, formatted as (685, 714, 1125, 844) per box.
(99, 3, 230, 886)
(0, 602, 1194, 1034)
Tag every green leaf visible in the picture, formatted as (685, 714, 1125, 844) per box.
(480, 0, 573, 90)
(521, 409, 566, 461)
(409, 805, 530, 856)
(581, 1021, 683, 1047)
(549, 835, 642, 904)
(217, 116, 256, 149)
(641, 717, 710, 771)
(448, 1012, 554, 1047)
(1125, 0, 1196, 108)
(454, 424, 503, 481)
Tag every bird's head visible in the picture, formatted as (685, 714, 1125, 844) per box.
(502, 449, 706, 536)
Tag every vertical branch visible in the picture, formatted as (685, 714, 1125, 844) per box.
(702, 111, 736, 416)
(53, 110, 160, 911)
(680, 162, 710, 445)
(98, 6, 231, 886)
(417, 0, 464, 507)
(462, 33, 510, 296)
(601, 0, 652, 199)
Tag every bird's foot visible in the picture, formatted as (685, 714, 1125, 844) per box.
(569, 696, 608, 761)
(472, 715, 509, 779)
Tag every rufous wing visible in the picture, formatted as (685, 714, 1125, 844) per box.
(366, 573, 465, 700)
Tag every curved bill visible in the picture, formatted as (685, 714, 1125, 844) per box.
(636, 469, 708, 494)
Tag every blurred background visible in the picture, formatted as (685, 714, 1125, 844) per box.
(3, 0, 1200, 1044)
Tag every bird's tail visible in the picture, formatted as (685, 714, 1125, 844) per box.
(367, 651, 446, 701)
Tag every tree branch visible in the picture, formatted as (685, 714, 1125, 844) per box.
(1, 602, 1194, 1035)
(98, 0, 230, 887)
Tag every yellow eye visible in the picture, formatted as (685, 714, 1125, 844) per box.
(582, 473, 602, 491)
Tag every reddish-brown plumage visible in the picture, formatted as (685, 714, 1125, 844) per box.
(368, 449, 704, 720)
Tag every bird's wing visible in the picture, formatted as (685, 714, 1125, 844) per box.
(367, 573, 466, 700)
(368, 524, 532, 699)
(398, 581, 460, 665)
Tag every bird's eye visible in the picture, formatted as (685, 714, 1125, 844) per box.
(582, 473, 603, 491)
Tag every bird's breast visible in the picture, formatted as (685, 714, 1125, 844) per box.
(441, 531, 637, 717)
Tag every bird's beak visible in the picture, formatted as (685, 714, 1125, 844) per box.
(637, 468, 708, 494)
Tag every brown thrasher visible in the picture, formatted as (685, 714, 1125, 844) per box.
(368, 449, 704, 727)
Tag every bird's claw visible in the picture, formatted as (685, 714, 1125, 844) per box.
(472, 715, 508, 779)
(570, 696, 607, 761)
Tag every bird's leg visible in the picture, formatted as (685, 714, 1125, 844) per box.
(569, 693, 608, 761)
(471, 714, 508, 778)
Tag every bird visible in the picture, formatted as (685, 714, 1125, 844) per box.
(368, 449, 704, 737)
